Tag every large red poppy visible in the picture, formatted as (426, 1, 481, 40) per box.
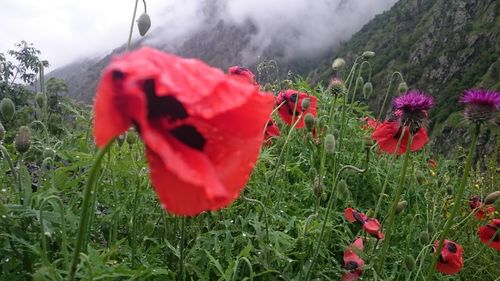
(478, 219, 500, 251)
(342, 238, 365, 281)
(469, 195, 495, 220)
(344, 207, 384, 239)
(93, 47, 274, 216)
(372, 121, 428, 155)
(227, 66, 256, 85)
(433, 240, 463, 275)
(276, 90, 317, 128)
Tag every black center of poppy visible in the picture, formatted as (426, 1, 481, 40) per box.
(143, 79, 188, 122)
(112, 70, 125, 80)
(446, 242, 457, 253)
(345, 261, 359, 270)
(267, 120, 274, 127)
(393, 126, 404, 139)
(289, 93, 298, 103)
(352, 211, 366, 224)
(438, 254, 446, 263)
(170, 125, 206, 151)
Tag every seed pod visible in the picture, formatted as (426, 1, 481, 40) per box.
(126, 130, 138, 145)
(356, 76, 364, 89)
(404, 255, 416, 271)
(36, 92, 47, 109)
(395, 200, 408, 214)
(15, 126, 31, 153)
(332, 58, 346, 70)
(398, 82, 408, 94)
(363, 82, 373, 99)
(137, 13, 151, 36)
(0, 122, 5, 141)
(325, 134, 335, 154)
(0, 98, 15, 121)
(362, 51, 375, 58)
(484, 191, 500, 205)
(419, 231, 429, 245)
(304, 113, 315, 132)
(301, 98, 311, 111)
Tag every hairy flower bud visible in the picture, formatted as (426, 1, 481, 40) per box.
(325, 134, 335, 154)
(137, 13, 151, 36)
(126, 130, 138, 145)
(484, 191, 500, 205)
(396, 200, 408, 214)
(42, 147, 55, 159)
(337, 179, 350, 200)
(116, 134, 126, 147)
(419, 231, 429, 245)
(15, 126, 31, 153)
(398, 82, 408, 94)
(301, 98, 311, 111)
(356, 76, 364, 89)
(404, 255, 416, 271)
(363, 82, 373, 99)
(415, 170, 426, 185)
(304, 113, 315, 132)
(0, 98, 15, 121)
(329, 78, 346, 96)
(36, 92, 47, 109)
(362, 51, 375, 59)
(332, 58, 346, 70)
(313, 176, 324, 198)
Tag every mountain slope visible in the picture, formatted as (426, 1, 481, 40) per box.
(308, 0, 499, 124)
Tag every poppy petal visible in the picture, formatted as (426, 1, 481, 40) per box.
(344, 207, 357, 223)
(410, 128, 429, 152)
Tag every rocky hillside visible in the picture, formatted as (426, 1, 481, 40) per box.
(308, 0, 499, 124)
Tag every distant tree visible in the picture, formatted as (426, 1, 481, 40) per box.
(1, 40, 49, 85)
(46, 77, 68, 95)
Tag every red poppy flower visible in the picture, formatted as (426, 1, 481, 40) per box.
(478, 219, 500, 250)
(360, 117, 381, 130)
(93, 48, 274, 216)
(432, 240, 463, 275)
(469, 195, 495, 220)
(344, 207, 384, 239)
(372, 121, 428, 155)
(264, 119, 280, 145)
(228, 66, 256, 85)
(276, 90, 317, 128)
(342, 238, 365, 281)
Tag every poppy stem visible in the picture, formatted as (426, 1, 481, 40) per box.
(179, 216, 186, 280)
(126, 0, 140, 51)
(0, 144, 18, 194)
(303, 164, 367, 281)
(67, 141, 113, 281)
(376, 72, 404, 122)
(375, 133, 413, 275)
(243, 196, 269, 243)
(424, 123, 480, 280)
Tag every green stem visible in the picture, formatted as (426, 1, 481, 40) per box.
(243, 196, 269, 243)
(67, 141, 113, 281)
(0, 144, 18, 193)
(376, 133, 413, 274)
(377, 72, 404, 122)
(179, 217, 186, 280)
(127, 0, 140, 51)
(424, 123, 480, 280)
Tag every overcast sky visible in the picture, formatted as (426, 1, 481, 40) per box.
(0, 0, 398, 70)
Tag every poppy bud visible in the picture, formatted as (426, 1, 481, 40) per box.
(395, 200, 408, 214)
(363, 82, 373, 99)
(137, 13, 151, 36)
(336, 179, 349, 200)
(484, 191, 500, 205)
(42, 147, 55, 159)
(404, 255, 416, 271)
(15, 126, 31, 154)
(398, 82, 408, 94)
(419, 231, 429, 245)
(0, 98, 15, 121)
(116, 134, 126, 147)
(36, 92, 47, 109)
(415, 170, 426, 185)
(356, 76, 364, 89)
(332, 58, 346, 70)
(362, 51, 375, 59)
(301, 98, 311, 111)
(304, 113, 315, 132)
(0, 122, 5, 141)
(126, 130, 138, 145)
(325, 134, 335, 154)
(313, 176, 324, 198)
(404, 214, 413, 224)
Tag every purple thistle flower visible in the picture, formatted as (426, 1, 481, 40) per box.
(461, 89, 500, 123)
(392, 91, 434, 132)
(393, 91, 435, 113)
